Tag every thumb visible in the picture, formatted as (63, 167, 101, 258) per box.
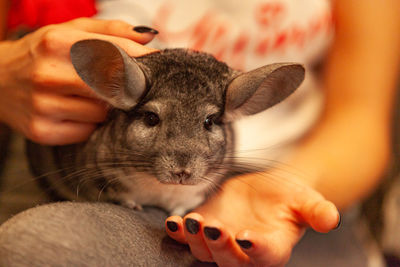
(299, 198, 340, 233)
(66, 18, 158, 45)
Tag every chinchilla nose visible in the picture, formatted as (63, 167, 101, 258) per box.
(171, 169, 192, 181)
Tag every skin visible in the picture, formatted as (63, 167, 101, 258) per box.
(165, 0, 400, 266)
(0, 0, 399, 266)
(0, 7, 157, 145)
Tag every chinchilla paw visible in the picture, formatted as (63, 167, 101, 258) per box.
(121, 200, 143, 211)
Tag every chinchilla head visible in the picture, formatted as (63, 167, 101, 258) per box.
(70, 39, 304, 186)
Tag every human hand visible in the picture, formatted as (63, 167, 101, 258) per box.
(165, 171, 340, 267)
(0, 18, 157, 145)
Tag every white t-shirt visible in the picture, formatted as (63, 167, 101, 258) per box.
(96, 0, 334, 166)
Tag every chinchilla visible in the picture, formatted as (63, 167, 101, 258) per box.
(26, 39, 304, 216)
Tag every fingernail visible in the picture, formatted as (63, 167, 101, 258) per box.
(133, 26, 159, 34)
(236, 239, 253, 249)
(204, 227, 221, 241)
(166, 221, 178, 232)
(334, 213, 342, 229)
(185, 218, 200, 234)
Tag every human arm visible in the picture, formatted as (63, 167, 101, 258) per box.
(165, 0, 400, 266)
(0, 12, 157, 145)
(291, 0, 400, 210)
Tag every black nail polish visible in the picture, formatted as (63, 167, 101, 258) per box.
(236, 239, 253, 249)
(204, 227, 221, 241)
(166, 221, 178, 232)
(133, 26, 159, 34)
(334, 213, 342, 229)
(185, 218, 200, 234)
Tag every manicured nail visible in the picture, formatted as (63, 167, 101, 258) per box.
(236, 239, 253, 249)
(185, 218, 200, 234)
(133, 26, 159, 34)
(166, 221, 178, 232)
(334, 213, 342, 229)
(204, 227, 221, 241)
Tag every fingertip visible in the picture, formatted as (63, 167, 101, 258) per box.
(184, 213, 204, 224)
(165, 216, 187, 243)
(165, 216, 181, 232)
(133, 26, 159, 35)
(235, 230, 253, 250)
(89, 101, 109, 122)
(182, 213, 213, 262)
(235, 230, 290, 266)
(202, 220, 226, 244)
(334, 212, 342, 230)
(131, 26, 158, 44)
(59, 122, 97, 144)
(165, 215, 183, 226)
(310, 201, 340, 233)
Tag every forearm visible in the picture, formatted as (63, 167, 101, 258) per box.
(290, 99, 393, 210)
(288, 0, 400, 210)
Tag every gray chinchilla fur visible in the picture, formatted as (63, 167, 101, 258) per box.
(26, 39, 305, 216)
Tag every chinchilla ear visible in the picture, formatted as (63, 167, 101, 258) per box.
(224, 63, 305, 121)
(70, 39, 147, 110)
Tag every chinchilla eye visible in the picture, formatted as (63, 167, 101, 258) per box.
(144, 112, 160, 127)
(204, 116, 214, 131)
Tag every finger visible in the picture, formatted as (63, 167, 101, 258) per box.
(37, 28, 157, 60)
(165, 216, 187, 244)
(203, 222, 249, 267)
(26, 116, 97, 145)
(236, 230, 293, 267)
(299, 199, 340, 233)
(75, 30, 158, 57)
(183, 213, 213, 262)
(32, 92, 108, 123)
(66, 18, 158, 44)
(30, 58, 102, 98)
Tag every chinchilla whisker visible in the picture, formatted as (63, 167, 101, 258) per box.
(48, 165, 120, 194)
(223, 155, 299, 171)
(74, 169, 122, 200)
(39, 168, 103, 198)
(76, 171, 106, 198)
(233, 170, 306, 191)
(219, 174, 260, 192)
(75, 158, 153, 170)
(157, 177, 170, 184)
(87, 162, 152, 170)
(27, 162, 136, 187)
(223, 146, 312, 177)
(83, 149, 155, 157)
(208, 162, 305, 192)
(224, 141, 293, 155)
(221, 158, 307, 180)
(200, 176, 223, 192)
(246, 172, 304, 192)
(1, 166, 79, 194)
(212, 163, 257, 174)
(1, 161, 113, 195)
(97, 177, 118, 201)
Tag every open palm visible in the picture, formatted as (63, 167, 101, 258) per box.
(165, 172, 340, 267)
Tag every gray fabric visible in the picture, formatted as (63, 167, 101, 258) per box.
(0, 202, 214, 267)
(287, 214, 369, 267)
